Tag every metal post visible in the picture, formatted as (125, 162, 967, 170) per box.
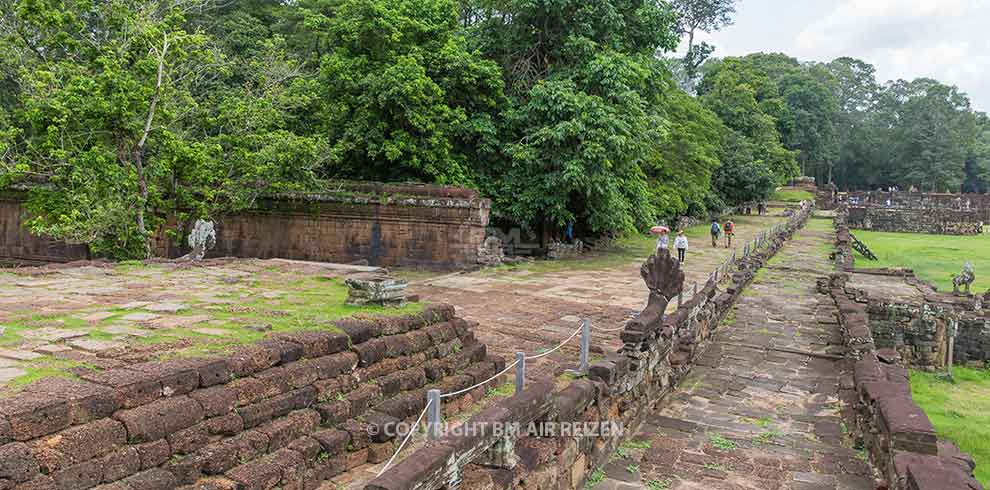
(427, 389, 441, 440)
(677, 290, 683, 308)
(693, 282, 697, 297)
(579, 320, 590, 373)
(515, 352, 525, 393)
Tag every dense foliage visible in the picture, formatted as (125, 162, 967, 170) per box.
(0, 0, 986, 258)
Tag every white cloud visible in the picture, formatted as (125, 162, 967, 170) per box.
(793, 0, 990, 110)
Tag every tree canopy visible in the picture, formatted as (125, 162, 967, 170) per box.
(0, 0, 986, 258)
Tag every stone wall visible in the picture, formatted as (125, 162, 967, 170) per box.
(0, 191, 89, 265)
(364, 207, 813, 490)
(847, 205, 983, 235)
(824, 275, 983, 490)
(0, 183, 491, 269)
(832, 206, 990, 368)
(0, 304, 509, 490)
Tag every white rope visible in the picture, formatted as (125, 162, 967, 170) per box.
(440, 360, 519, 399)
(526, 325, 583, 360)
(376, 399, 432, 477)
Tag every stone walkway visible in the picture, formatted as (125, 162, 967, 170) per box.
(597, 216, 876, 490)
(411, 215, 787, 380)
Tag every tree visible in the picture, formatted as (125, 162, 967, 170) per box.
(316, 0, 505, 185)
(464, 0, 684, 234)
(670, 0, 738, 91)
(0, 0, 326, 258)
(698, 57, 800, 185)
(712, 131, 775, 206)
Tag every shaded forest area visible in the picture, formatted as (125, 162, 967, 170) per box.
(1, 0, 987, 258)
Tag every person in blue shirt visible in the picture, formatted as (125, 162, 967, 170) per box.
(710, 220, 721, 248)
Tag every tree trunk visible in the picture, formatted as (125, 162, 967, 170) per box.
(133, 35, 169, 259)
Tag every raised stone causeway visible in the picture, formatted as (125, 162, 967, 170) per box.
(0, 304, 508, 490)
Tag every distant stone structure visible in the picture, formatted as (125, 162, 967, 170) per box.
(546, 239, 584, 260)
(0, 182, 491, 269)
(842, 191, 987, 235)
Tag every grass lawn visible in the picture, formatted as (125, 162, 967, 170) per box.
(771, 189, 815, 202)
(911, 367, 990, 487)
(850, 230, 990, 292)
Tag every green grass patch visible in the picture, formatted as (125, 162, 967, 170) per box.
(851, 230, 990, 291)
(707, 433, 738, 451)
(772, 189, 815, 202)
(911, 367, 990, 487)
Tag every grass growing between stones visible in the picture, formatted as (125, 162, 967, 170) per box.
(910, 367, 990, 486)
(851, 230, 990, 291)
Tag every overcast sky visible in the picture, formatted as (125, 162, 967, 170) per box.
(684, 0, 990, 112)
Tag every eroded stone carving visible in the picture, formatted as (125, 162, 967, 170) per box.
(345, 273, 408, 306)
(952, 262, 975, 295)
(626, 249, 684, 332)
(179, 219, 216, 261)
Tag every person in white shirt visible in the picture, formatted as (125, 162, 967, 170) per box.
(674, 230, 689, 263)
(655, 229, 669, 253)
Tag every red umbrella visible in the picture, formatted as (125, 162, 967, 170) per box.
(650, 225, 670, 234)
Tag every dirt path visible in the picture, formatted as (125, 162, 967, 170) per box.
(410, 215, 786, 380)
(594, 216, 875, 490)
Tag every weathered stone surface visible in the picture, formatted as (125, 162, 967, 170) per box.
(0, 443, 38, 483)
(0, 394, 71, 441)
(113, 396, 205, 443)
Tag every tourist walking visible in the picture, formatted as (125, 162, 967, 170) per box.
(710, 219, 721, 248)
(724, 219, 735, 248)
(650, 225, 670, 254)
(674, 230, 688, 264)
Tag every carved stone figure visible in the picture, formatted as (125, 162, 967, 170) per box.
(626, 249, 684, 332)
(179, 219, 216, 261)
(952, 262, 975, 295)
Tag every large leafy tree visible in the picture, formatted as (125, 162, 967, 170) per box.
(464, 0, 683, 234)
(698, 57, 800, 186)
(316, 0, 504, 185)
(0, 0, 323, 258)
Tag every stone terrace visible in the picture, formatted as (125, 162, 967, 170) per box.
(596, 216, 876, 490)
(0, 259, 417, 389)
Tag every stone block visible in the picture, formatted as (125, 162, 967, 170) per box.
(334, 318, 381, 346)
(312, 352, 358, 381)
(189, 386, 237, 418)
(256, 339, 304, 366)
(0, 443, 38, 483)
(114, 396, 204, 444)
(51, 458, 102, 490)
(236, 387, 315, 429)
(99, 447, 140, 483)
(204, 413, 244, 436)
(134, 441, 170, 470)
(226, 449, 303, 490)
(122, 468, 177, 490)
(286, 436, 321, 461)
(281, 360, 319, 389)
(353, 339, 387, 367)
(341, 419, 371, 450)
(28, 419, 126, 473)
(314, 401, 349, 427)
(256, 410, 320, 452)
(0, 394, 71, 441)
(22, 378, 118, 425)
(79, 369, 162, 409)
(312, 429, 350, 456)
(226, 346, 280, 378)
(346, 384, 381, 418)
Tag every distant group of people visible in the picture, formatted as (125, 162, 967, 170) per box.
(653, 217, 738, 265)
(710, 219, 735, 248)
(654, 228, 690, 263)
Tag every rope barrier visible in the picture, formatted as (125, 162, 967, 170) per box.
(590, 324, 627, 333)
(376, 398, 432, 476)
(525, 324, 583, 360)
(439, 360, 519, 399)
